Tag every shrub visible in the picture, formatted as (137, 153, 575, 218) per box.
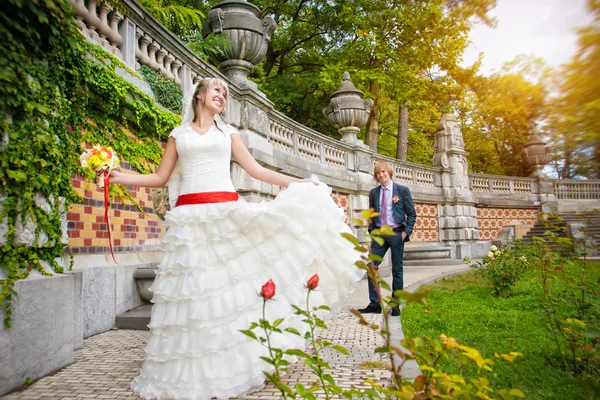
(465, 244, 530, 296)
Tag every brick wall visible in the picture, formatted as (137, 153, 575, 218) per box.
(476, 207, 538, 240)
(413, 203, 438, 242)
(68, 169, 164, 255)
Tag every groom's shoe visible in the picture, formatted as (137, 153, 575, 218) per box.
(391, 307, 400, 317)
(358, 304, 382, 314)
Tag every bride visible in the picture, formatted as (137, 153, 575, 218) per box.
(107, 77, 364, 399)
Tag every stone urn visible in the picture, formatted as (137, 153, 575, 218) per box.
(203, 0, 276, 87)
(323, 72, 374, 146)
(522, 134, 552, 178)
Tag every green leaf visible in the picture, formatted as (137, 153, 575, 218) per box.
(239, 329, 257, 340)
(331, 345, 350, 355)
(285, 349, 312, 359)
(341, 232, 359, 245)
(7, 170, 27, 182)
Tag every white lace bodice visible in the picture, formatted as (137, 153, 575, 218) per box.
(167, 123, 237, 207)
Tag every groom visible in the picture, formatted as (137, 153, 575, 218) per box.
(358, 161, 417, 317)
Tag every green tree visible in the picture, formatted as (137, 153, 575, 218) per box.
(458, 57, 549, 176)
(547, 0, 600, 179)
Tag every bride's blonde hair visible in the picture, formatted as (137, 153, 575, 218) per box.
(191, 77, 229, 123)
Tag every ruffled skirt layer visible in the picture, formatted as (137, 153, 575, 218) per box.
(131, 182, 364, 399)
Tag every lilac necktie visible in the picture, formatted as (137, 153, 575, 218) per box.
(380, 187, 388, 226)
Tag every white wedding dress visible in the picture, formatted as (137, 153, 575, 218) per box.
(131, 122, 364, 400)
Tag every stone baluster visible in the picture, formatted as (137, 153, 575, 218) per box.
(83, 0, 102, 42)
(172, 59, 182, 86)
(164, 54, 175, 80)
(292, 131, 299, 155)
(108, 10, 124, 50)
(147, 41, 160, 71)
(319, 143, 325, 165)
(156, 48, 167, 75)
(135, 28, 149, 67)
(97, 3, 113, 48)
(71, 0, 88, 30)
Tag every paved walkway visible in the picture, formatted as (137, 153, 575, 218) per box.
(2, 264, 470, 400)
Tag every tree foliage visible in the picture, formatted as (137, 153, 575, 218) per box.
(547, 0, 600, 179)
(458, 57, 549, 176)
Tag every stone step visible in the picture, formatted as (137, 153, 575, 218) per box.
(404, 242, 451, 260)
(404, 258, 465, 266)
(115, 304, 151, 331)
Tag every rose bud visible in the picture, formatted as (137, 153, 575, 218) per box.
(307, 274, 319, 290)
(260, 279, 276, 300)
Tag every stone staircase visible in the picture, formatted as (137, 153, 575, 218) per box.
(520, 211, 600, 254)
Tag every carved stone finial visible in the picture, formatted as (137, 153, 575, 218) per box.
(262, 16, 276, 40)
(207, 8, 225, 34)
(323, 72, 372, 146)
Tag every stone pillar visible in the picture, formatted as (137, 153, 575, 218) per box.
(347, 147, 375, 240)
(118, 17, 137, 68)
(229, 88, 279, 203)
(538, 177, 558, 216)
(179, 64, 193, 96)
(434, 113, 488, 259)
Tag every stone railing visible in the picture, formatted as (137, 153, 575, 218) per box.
(554, 180, 600, 200)
(469, 173, 537, 195)
(373, 156, 441, 191)
(268, 112, 352, 171)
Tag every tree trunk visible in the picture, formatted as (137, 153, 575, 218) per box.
(396, 104, 409, 160)
(365, 80, 380, 151)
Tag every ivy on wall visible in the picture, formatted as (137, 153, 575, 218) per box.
(139, 65, 184, 113)
(0, 0, 179, 327)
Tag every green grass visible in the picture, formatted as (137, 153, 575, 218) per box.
(401, 260, 600, 399)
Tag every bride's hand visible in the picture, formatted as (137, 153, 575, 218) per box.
(97, 169, 124, 185)
(296, 178, 319, 186)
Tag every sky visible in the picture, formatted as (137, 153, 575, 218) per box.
(462, 0, 594, 75)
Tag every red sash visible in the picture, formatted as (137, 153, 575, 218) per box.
(176, 192, 239, 207)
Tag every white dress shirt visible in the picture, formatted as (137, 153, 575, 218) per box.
(379, 182, 398, 227)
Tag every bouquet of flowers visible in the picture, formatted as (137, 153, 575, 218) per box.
(79, 145, 120, 262)
(80, 145, 120, 188)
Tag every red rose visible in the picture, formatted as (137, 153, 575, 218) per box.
(260, 279, 276, 300)
(306, 274, 319, 290)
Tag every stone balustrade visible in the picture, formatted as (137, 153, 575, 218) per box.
(469, 173, 536, 195)
(554, 180, 600, 200)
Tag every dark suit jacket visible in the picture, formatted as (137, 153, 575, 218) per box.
(368, 183, 417, 241)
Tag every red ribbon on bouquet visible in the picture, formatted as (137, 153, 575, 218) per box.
(102, 172, 117, 264)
